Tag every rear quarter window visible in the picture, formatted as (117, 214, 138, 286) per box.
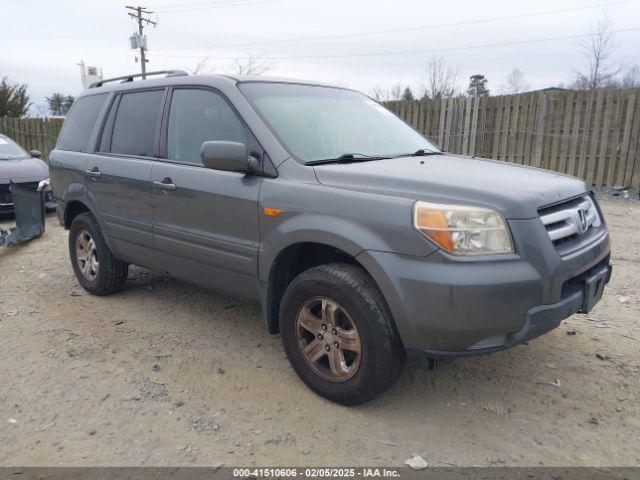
(56, 94, 107, 152)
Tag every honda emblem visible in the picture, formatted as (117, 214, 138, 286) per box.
(575, 208, 588, 234)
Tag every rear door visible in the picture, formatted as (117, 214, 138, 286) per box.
(150, 87, 262, 299)
(89, 88, 166, 270)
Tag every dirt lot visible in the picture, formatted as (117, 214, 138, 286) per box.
(0, 194, 639, 467)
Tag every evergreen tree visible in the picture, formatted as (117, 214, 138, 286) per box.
(0, 77, 31, 117)
(46, 93, 75, 115)
(401, 86, 415, 101)
(467, 74, 490, 97)
(46, 93, 64, 115)
(63, 95, 75, 114)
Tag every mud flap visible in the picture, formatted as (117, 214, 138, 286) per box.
(0, 181, 46, 247)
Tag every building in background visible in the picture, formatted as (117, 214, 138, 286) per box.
(78, 61, 103, 89)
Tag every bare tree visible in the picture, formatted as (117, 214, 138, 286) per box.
(418, 56, 459, 99)
(191, 56, 214, 75)
(191, 53, 273, 76)
(389, 83, 403, 101)
(620, 65, 640, 88)
(369, 83, 404, 102)
(370, 85, 389, 102)
(227, 54, 273, 76)
(572, 15, 620, 90)
(500, 68, 529, 95)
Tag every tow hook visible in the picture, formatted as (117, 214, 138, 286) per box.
(427, 357, 443, 370)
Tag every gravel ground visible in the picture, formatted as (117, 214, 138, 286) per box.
(0, 194, 639, 467)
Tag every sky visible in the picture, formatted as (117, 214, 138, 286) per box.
(2, 0, 639, 113)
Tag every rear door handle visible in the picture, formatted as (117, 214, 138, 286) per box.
(85, 168, 101, 178)
(152, 178, 177, 191)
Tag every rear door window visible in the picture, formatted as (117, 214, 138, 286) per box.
(111, 90, 164, 157)
(56, 94, 107, 152)
(166, 89, 246, 165)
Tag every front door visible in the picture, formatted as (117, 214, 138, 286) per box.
(150, 88, 262, 299)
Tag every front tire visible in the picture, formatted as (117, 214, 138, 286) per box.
(280, 263, 405, 405)
(69, 212, 128, 296)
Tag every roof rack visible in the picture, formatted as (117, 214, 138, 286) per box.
(89, 70, 189, 88)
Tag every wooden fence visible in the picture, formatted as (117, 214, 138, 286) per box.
(0, 117, 65, 161)
(386, 88, 640, 188)
(2, 88, 640, 188)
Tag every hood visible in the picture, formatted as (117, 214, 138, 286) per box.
(0, 157, 49, 184)
(313, 154, 588, 219)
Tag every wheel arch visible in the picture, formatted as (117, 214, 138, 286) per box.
(63, 200, 91, 229)
(60, 182, 100, 229)
(263, 241, 382, 335)
(59, 184, 120, 254)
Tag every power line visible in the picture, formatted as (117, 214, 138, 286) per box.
(152, 25, 640, 61)
(148, 0, 265, 7)
(153, 0, 635, 50)
(148, 0, 251, 7)
(150, 0, 275, 13)
(126, 6, 158, 78)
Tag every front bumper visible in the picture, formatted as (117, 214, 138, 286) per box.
(510, 262, 611, 343)
(423, 261, 612, 357)
(356, 221, 611, 355)
(0, 184, 56, 213)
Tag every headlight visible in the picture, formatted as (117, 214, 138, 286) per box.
(37, 177, 51, 192)
(413, 201, 514, 255)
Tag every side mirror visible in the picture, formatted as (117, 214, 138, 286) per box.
(30, 150, 42, 159)
(201, 141, 258, 174)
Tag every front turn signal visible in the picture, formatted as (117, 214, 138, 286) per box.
(263, 208, 284, 217)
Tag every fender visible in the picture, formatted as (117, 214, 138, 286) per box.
(60, 182, 118, 253)
(258, 213, 397, 283)
(257, 167, 437, 283)
(256, 172, 438, 334)
(258, 213, 403, 334)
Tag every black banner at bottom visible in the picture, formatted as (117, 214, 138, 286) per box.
(0, 467, 638, 480)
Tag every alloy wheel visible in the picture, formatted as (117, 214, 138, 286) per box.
(296, 296, 362, 382)
(75, 229, 99, 281)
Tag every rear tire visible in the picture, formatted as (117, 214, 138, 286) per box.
(69, 212, 128, 296)
(280, 263, 405, 405)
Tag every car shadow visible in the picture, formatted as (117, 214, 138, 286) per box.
(107, 263, 564, 411)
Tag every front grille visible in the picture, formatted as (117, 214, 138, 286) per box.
(0, 184, 10, 205)
(15, 181, 40, 191)
(539, 195, 604, 255)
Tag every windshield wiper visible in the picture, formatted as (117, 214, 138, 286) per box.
(306, 153, 390, 166)
(392, 148, 442, 158)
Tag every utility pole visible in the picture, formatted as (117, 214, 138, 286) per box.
(125, 6, 157, 79)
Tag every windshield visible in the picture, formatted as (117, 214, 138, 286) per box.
(0, 134, 29, 160)
(240, 83, 440, 163)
